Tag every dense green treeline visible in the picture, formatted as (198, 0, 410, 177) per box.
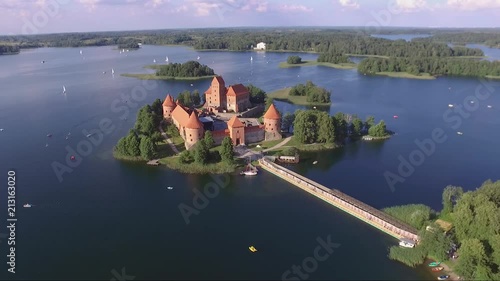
(155, 61, 215, 77)
(317, 52, 353, 64)
(415, 32, 500, 48)
(291, 109, 388, 145)
(385, 180, 500, 280)
(0, 28, 485, 57)
(358, 57, 500, 77)
(0, 45, 20, 55)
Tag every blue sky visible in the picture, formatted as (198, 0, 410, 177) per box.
(1, 0, 499, 35)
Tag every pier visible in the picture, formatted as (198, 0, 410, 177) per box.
(258, 157, 419, 242)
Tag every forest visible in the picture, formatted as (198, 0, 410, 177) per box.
(358, 57, 500, 77)
(0, 28, 488, 57)
(155, 61, 215, 78)
(386, 181, 500, 280)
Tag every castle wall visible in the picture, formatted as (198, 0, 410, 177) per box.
(240, 104, 265, 118)
(212, 129, 229, 145)
(265, 131, 282, 141)
(244, 126, 265, 143)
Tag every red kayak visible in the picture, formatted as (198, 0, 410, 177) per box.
(432, 266, 444, 272)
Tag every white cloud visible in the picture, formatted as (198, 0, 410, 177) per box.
(395, 0, 428, 11)
(447, 0, 500, 10)
(338, 0, 359, 9)
(278, 4, 313, 12)
(79, 0, 100, 11)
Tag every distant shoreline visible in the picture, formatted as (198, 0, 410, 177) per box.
(279, 60, 356, 69)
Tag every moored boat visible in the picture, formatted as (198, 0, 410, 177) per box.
(248, 246, 257, 252)
(24, 204, 32, 208)
(241, 161, 258, 176)
(431, 266, 444, 272)
(429, 261, 441, 267)
(437, 275, 449, 280)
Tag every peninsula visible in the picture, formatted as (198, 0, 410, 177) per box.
(267, 81, 332, 106)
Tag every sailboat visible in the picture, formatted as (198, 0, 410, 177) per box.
(63, 86, 66, 93)
(166, 56, 169, 63)
(112, 68, 115, 75)
(80, 50, 83, 55)
(197, 56, 200, 60)
(250, 56, 253, 62)
(153, 59, 156, 63)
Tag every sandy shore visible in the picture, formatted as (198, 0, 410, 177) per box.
(426, 259, 460, 280)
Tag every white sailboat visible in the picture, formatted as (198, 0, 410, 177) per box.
(197, 56, 200, 60)
(153, 59, 156, 63)
(250, 56, 253, 62)
(112, 68, 115, 75)
(166, 56, 169, 63)
(80, 50, 83, 55)
(63, 86, 66, 93)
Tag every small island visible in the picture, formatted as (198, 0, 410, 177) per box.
(279, 55, 356, 69)
(267, 81, 332, 106)
(122, 60, 217, 80)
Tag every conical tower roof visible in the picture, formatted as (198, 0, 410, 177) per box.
(263, 104, 281, 120)
(163, 94, 175, 107)
(185, 111, 203, 129)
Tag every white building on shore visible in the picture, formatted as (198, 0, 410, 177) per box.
(254, 42, 266, 50)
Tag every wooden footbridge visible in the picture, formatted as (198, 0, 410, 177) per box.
(258, 157, 419, 242)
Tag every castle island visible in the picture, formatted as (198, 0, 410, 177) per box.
(162, 76, 282, 150)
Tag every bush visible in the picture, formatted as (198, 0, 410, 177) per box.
(388, 245, 427, 267)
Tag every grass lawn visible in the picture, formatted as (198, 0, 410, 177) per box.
(247, 138, 284, 151)
(374, 72, 436, 80)
(267, 88, 332, 106)
(121, 73, 216, 80)
(279, 60, 356, 69)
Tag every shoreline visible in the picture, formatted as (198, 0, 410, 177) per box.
(267, 88, 332, 106)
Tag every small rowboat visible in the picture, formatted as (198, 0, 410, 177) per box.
(249, 246, 257, 252)
(429, 261, 441, 267)
(437, 275, 449, 280)
(431, 266, 444, 272)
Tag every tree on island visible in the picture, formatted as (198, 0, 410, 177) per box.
(289, 81, 331, 103)
(368, 120, 388, 137)
(441, 186, 464, 216)
(176, 90, 201, 108)
(203, 131, 215, 149)
(246, 84, 267, 104)
(281, 112, 295, 133)
(293, 110, 335, 144)
(125, 131, 141, 157)
(317, 52, 353, 64)
(350, 117, 364, 137)
(155, 61, 215, 78)
(287, 55, 302, 64)
(139, 136, 156, 160)
(220, 137, 234, 163)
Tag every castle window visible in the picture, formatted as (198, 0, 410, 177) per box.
(190, 139, 193, 142)
(189, 134, 192, 137)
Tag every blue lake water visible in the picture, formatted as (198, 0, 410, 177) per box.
(0, 45, 499, 280)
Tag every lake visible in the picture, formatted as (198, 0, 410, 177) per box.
(0, 45, 499, 280)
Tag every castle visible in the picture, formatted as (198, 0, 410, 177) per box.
(162, 76, 282, 150)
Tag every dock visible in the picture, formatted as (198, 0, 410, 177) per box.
(258, 157, 419, 242)
(147, 159, 160, 166)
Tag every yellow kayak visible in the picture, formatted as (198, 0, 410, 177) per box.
(249, 246, 257, 252)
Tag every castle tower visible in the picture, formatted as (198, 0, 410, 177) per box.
(205, 76, 226, 109)
(227, 116, 245, 146)
(263, 103, 282, 141)
(162, 94, 176, 120)
(184, 111, 204, 150)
